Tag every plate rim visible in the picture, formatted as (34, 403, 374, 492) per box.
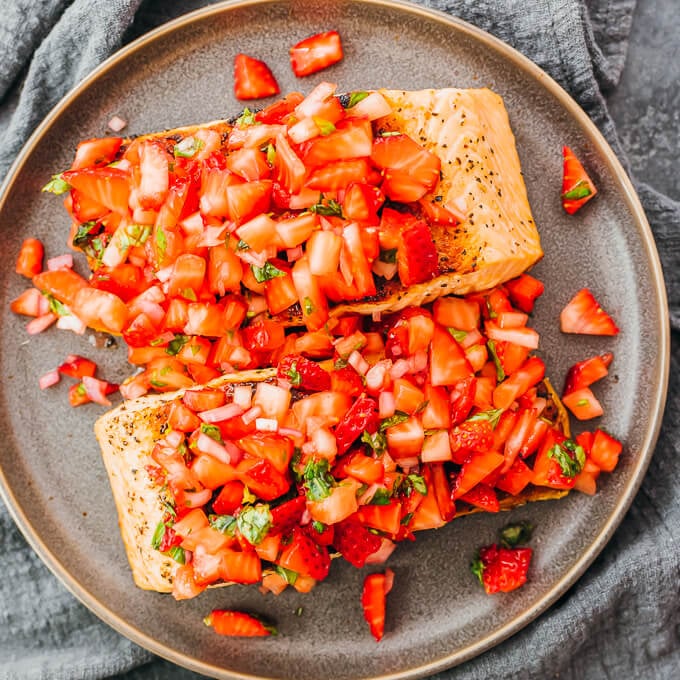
(0, 0, 670, 678)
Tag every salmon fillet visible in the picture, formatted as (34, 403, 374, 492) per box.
(95, 375, 567, 593)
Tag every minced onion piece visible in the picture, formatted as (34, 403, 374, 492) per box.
(410, 349, 428, 373)
(347, 350, 369, 376)
(311, 426, 337, 458)
(236, 246, 268, 269)
(107, 115, 127, 132)
(197, 224, 228, 248)
(390, 359, 410, 380)
(395, 456, 420, 470)
(288, 116, 322, 144)
(372, 259, 398, 280)
(300, 508, 312, 526)
(294, 81, 337, 119)
(232, 385, 252, 410)
(183, 488, 213, 508)
(229, 346, 251, 367)
(241, 405, 263, 425)
(196, 432, 231, 464)
(26, 313, 57, 335)
(82, 375, 112, 406)
(223, 440, 244, 466)
(255, 417, 279, 432)
(119, 380, 148, 400)
(56, 314, 87, 335)
(199, 402, 244, 423)
(365, 360, 390, 393)
(379, 391, 396, 419)
(47, 254, 73, 271)
(39, 369, 60, 390)
(346, 91, 393, 120)
(163, 430, 184, 448)
(135, 300, 165, 326)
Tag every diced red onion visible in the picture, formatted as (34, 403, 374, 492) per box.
(311, 427, 337, 458)
(82, 376, 112, 406)
(409, 349, 428, 373)
(227, 124, 286, 150)
(256, 417, 279, 432)
(199, 402, 244, 423)
(241, 405, 263, 425)
(196, 433, 231, 464)
(39, 369, 60, 390)
(346, 92, 393, 120)
(197, 224, 228, 248)
(229, 346, 251, 368)
(371, 259, 398, 280)
(223, 440, 243, 466)
(232, 385, 252, 410)
(365, 360, 389, 393)
(379, 391, 396, 419)
(182, 488, 212, 508)
(347, 350, 369, 376)
(294, 81, 337, 118)
(56, 314, 86, 335)
(136, 300, 165, 326)
(37, 292, 50, 316)
(119, 381, 148, 400)
(301, 441, 316, 456)
(26, 313, 57, 335)
(236, 247, 268, 268)
(47, 254, 73, 271)
(390, 359, 410, 380)
(107, 115, 127, 132)
(278, 427, 304, 441)
(287, 117, 321, 144)
(163, 430, 184, 449)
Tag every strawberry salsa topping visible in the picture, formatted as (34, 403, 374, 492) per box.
(145, 286, 622, 604)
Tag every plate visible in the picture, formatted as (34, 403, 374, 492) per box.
(0, 1, 668, 678)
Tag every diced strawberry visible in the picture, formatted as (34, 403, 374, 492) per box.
(589, 429, 622, 472)
(361, 569, 393, 641)
(233, 53, 280, 101)
(277, 526, 330, 580)
(473, 544, 532, 594)
(504, 273, 545, 314)
(61, 167, 130, 215)
(290, 31, 344, 77)
(430, 325, 474, 387)
(277, 354, 331, 392)
(561, 146, 597, 214)
(396, 219, 439, 286)
(459, 483, 499, 512)
(560, 288, 619, 335)
(333, 518, 382, 568)
(269, 495, 307, 535)
(204, 610, 276, 637)
(15, 238, 44, 278)
(563, 352, 613, 395)
(70, 136, 123, 170)
(450, 420, 494, 458)
(212, 480, 245, 516)
(255, 92, 305, 124)
(449, 376, 476, 425)
(562, 387, 604, 420)
(334, 395, 379, 455)
(370, 134, 440, 192)
(428, 463, 455, 522)
(306, 158, 371, 192)
(331, 366, 365, 398)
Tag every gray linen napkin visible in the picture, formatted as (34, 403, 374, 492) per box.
(1, 1, 678, 679)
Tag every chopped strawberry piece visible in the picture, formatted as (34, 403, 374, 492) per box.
(473, 544, 532, 594)
(563, 352, 613, 395)
(290, 31, 344, 77)
(504, 273, 545, 314)
(61, 167, 130, 215)
(561, 146, 597, 214)
(333, 395, 379, 455)
(278, 354, 331, 392)
(233, 53, 280, 101)
(269, 495, 307, 535)
(370, 134, 440, 193)
(361, 569, 394, 641)
(560, 288, 619, 335)
(333, 518, 382, 568)
(277, 526, 330, 580)
(396, 220, 439, 286)
(204, 610, 276, 637)
(15, 238, 44, 278)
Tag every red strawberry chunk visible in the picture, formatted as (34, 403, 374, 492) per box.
(397, 220, 439, 286)
(278, 527, 330, 580)
(334, 395, 379, 455)
(269, 495, 307, 535)
(333, 519, 382, 568)
(475, 544, 532, 594)
(204, 610, 276, 637)
(278, 354, 331, 392)
(560, 288, 619, 336)
(561, 146, 597, 214)
(361, 569, 394, 641)
(233, 53, 280, 101)
(290, 31, 344, 77)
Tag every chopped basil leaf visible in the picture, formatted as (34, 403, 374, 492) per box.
(42, 174, 71, 195)
(499, 521, 533, 548)
(75, 383, 87, 397)
(561, 180, 593, 200)
(291, 448, 303, 483)
(173, 136, 205, 158)
(486, 339, 506, 382)
(265, 142, 276, 166)
(149, 378, 168, 388)
(361, 430, 387, 455)
(369, 488, 391, 505)
(124, 223, 152, 247)
(313, 117, 336, 136)
(161, 500, 177, 518)
(72, 220, 106, 265)
(379, 248, 397, 264)
(448, 328, 468, 343)
(166, 334, 189, 356)
(310, 193, 344, 218)
(236, 504, 272, 545)
(295, 606, 304, 617)
(547, 439, 586, 478)
(401, 512, 413, 526)
(303, 458, 335, 502)
(236, 239, 250, 250)
(46, 294, 70, 317)
(276, 565, 298, 585)
(312, 520, 325, 534)
(200, 423, 224, 444)
(181, 287, 197, 301)
(252, 261, 286, 283)
(209, 514, 237, 535)
(151, 521, 166, 550)
(485, 299, 498, 319)
(155, 227, 167, 259)
(471, 554, 485, 586)
(415, 400, 430, 414)
(347, 91, 369, 108)
(334, 357, 348, 370)
(167, 546, 185, 564)
(302, 296, 315, 316)
(285, 360, 302, 387)
(576, 398, 589, 407)
(467, 408, 503, 429)
(379, 411, 409, 431)
(407, 473, 427, 495)
(235, 107, 258, 126)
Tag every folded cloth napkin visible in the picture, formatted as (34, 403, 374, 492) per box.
(1, 1, 678, 678)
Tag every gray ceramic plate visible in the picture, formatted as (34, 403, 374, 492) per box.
(0, 1, 669, 678)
